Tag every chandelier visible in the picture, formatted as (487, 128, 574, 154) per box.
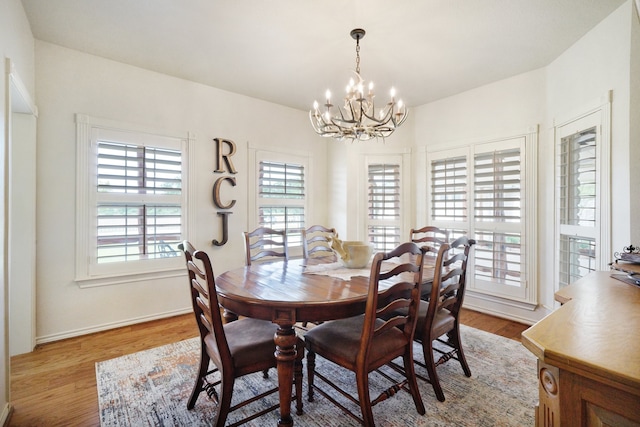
(309, 28, 407, 142)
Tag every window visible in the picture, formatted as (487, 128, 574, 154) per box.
(75, 115, 191, 282)
(257, 160, 306, 247)
(96, 142, 182, 263)
(555, 102, 610, 289)
(473, 148, 523, 289)
(427, 131, 537, 304)
(367, 161, 401, 252)
(430, 153, 468, 240)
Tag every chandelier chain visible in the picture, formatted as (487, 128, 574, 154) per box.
(355, 38, 361, 74)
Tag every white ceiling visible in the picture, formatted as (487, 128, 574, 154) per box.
(21, 0, 626, 111)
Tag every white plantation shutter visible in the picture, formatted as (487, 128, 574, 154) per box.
(473, 147, 523, 289)
(430, 155, 468, 242)
(259, 161, 304, 199)
(367, 162, 401, 251)
(559, 235, 596, 285)
(431, 156, 467, 223)
(258, 161, 306, 246)
(559, 128, 597, 227)
(473, 149, 521, 223)
(557, 124, 599, 287)
(96, 142, 183, 263)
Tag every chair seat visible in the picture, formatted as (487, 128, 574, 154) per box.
(304, 315, 409, 369)
(414, 302, 455, 342)
(207, 318, 278, 367)
(205, 317, 305, 370)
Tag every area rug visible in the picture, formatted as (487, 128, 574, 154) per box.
(96, 325, 537, 426)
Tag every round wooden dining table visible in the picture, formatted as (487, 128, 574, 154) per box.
(214, 256, 436, 427)
(215, 257, 371, 427)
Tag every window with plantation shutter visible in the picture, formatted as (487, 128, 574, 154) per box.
(367, 161, 401, 252)
(473, 146, 523, 293)
(427, 131, 537, 304)
(555, 102, 611, 289)
(258, 160, 306, 247)
(557, 127, 597, 287)
(96, 142, 182, 263)
(473, 146, 522, 289)
(75, 115, 191, 283)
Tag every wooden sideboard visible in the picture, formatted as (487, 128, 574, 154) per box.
(521, 271, 640, 426)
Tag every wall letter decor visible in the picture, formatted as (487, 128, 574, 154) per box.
(214, 138, 238, 174)
(212, 138, 237, 246)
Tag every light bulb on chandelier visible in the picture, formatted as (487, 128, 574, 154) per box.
(309, 28, 407, 142)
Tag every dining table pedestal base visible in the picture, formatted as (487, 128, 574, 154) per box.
(274, 323, 300, 427)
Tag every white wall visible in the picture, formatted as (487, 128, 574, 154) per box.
(410, 1, 636, 324)
(34, 41, 329, 342)
(0, 0, 36, 420)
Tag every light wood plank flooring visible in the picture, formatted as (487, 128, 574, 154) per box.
(8, 309, 530, 427)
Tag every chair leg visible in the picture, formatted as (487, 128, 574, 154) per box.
(452, 324, 471, 377)
(213, 375, 234, 427)
(294, 358, 304, 415)
(187, 347, 211, 409)
(403, 350, 425, 415)
(355, 370, 375, 427)
(423, 339, 445, 402)
(307, 350, 316, 402)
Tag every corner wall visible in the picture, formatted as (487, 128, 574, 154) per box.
(411, 1, 635, 324)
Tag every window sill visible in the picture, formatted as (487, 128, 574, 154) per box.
(75, 268, 185, 289)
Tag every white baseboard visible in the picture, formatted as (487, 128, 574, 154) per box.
(463, 297, 551, 326)
(35, 308, 193, 345)
(1, 403, 13, 427)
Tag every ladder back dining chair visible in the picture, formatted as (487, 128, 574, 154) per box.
(302, 225, 337, 259)
(179, 241, 304, 426)
(243, 226, 289, 266)
(412, 236, 475, 401)
(304, 242, 427, 426)
(410, 225, 450, 300)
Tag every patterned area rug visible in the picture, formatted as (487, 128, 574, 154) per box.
(96, 325, 537, 426)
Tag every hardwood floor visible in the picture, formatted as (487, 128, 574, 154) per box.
(8, 309, 530, 427)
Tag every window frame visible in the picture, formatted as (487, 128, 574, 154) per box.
(554, 95, 611, 291)
(365, 155, 404, 252)
(249, 148, 310, 257)
(75, 114, 194, 285)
